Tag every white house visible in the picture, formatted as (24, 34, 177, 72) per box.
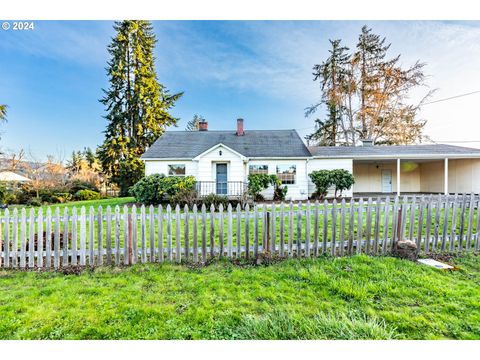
(141, 119, 480, 200)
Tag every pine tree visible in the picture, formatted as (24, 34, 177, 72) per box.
(185, 114, 204, 131)
(353, 25, 393, 140)
(353, 26, 430, 144)
(83, 147, 97, 167)
(98, 21, 183, 195)
(306, 39, 351, 146)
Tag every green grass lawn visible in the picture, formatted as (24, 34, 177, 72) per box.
(0, 254, 478, 339)
(8, 197, 136, 215)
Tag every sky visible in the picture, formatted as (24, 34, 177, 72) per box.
(1, 20, 480, 161)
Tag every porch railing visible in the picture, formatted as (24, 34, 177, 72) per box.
(196, 181, 247, 197)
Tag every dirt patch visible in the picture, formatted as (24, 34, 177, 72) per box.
(424, 252, 457, 263)
(25, 232, 72, 251)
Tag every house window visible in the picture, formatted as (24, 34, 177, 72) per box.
(276, 165, 296, 184)
(249, 164, 268, 175)
(168, 164, 186, 176)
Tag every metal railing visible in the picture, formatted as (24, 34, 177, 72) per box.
(196, 181, 247, 197)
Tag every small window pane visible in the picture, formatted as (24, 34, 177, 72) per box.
(249, 164, 268, 175)
(168, 164, 186, 176)
(276, 165, 296, 184)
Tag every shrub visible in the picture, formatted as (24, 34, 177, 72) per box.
(247, 174, 272, 199)
(130, 174, 196, 205)
(330, 169, 355, 198)
(50, 192, 72, 204)
(69, 179, 99, 194)
(309, 170, 332, 200)
(309, 169, 355, 199)
(4, 193, 17, 204)
(0, 184, 7, 204)
(201, 193, 229, 210)
(129, 174, 166, 205)
(170, 188, 198, 207)
(75, 189, 101, 201)
(26, 197, 43, 207)
(248, 174, 287, 201)
(273, 182, 288, 201)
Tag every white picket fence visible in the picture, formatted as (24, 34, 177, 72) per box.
(0, 193, 479, 270)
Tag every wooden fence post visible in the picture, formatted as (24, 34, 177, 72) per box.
(265, 210, 271, 254)
(393, 205, 403, 252)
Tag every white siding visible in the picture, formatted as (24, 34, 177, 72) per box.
(448, 158, 480, 194)
(145, 160, 197, 177)
(307, 158, 353, 198)
(248, 159, 309, 201)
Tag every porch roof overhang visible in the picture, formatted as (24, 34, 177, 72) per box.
(313, 153, 480, 161)
(309, 144, 480, 161)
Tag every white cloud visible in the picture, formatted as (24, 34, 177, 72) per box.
(0, 20, 113, 66)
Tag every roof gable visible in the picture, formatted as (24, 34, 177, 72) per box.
(193, 143, 247, 160)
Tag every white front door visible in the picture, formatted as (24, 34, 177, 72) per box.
(381, 170, 392, 193)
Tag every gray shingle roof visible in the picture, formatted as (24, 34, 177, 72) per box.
(141, 130, 311, 159)
(308, 144, 480, 158)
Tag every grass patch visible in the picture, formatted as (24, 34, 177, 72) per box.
(9, 197, 136, 215)
(0, 254, 479, 339)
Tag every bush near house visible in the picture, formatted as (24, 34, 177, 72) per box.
(309, 169, 355, 200)
(330, 169, 355, 198)
(201, 193, 230, 209)
(247, 174, 288, 201)
(309, 170, 332, 200)
(129, 174, 196, 205)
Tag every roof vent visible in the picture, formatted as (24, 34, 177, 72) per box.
(361, 139, 374, 147)
(198, 120, 208, 131)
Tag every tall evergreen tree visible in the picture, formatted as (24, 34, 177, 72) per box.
(185, 114, 204, 131)
(353, 25, 393, 140)
(99, 21, 183, 195)
(353, 26, 430, 144)
(306, 39, 351, 146)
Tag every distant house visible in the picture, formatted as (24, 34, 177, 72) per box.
(141, 119, 480, 200)
(0, 170, 31, 183)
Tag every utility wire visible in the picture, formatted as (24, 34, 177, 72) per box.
(295, 90, 480, 131)
(421, 90, 480, 105)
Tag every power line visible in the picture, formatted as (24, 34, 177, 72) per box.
(422, 90, 480, 105)
(294, 90, 480, 132)
(429, 140, 480, 143)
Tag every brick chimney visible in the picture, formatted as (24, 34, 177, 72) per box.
(236, 118, 244, 136)
(198, 120, 208, 131)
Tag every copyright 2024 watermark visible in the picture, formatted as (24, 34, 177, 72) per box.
(2, 21, 35, 31)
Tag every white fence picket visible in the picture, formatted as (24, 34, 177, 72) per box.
(1, 194, 478, 270)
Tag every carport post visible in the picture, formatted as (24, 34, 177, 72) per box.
(444, 158, 449, 195)
(396, 158, 401, 196)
